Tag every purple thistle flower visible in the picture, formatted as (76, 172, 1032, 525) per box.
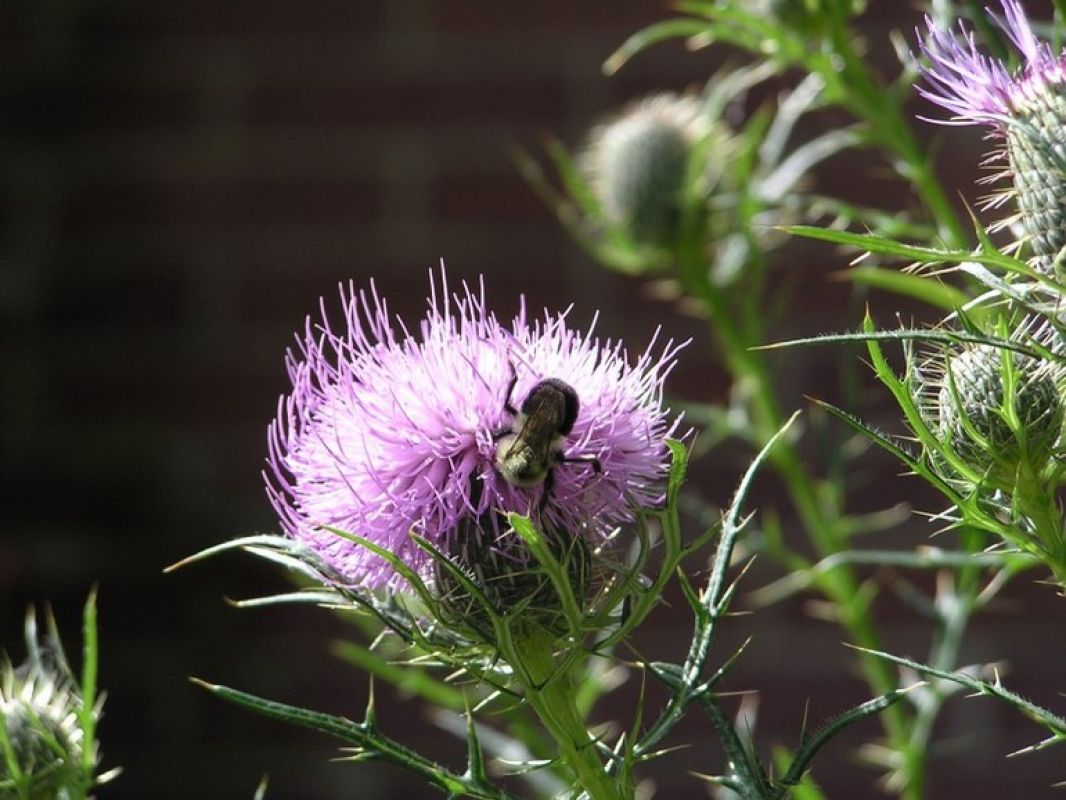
(916, 1, 1063, 125)
(917, 2, 1066, 271)
(266, 270, 685, 589)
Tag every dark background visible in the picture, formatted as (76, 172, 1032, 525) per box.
(4, 1, 1065, 798)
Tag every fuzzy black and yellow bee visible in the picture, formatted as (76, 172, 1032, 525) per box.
(494, 373, 602, 499)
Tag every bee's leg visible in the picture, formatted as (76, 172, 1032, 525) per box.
(538, 468, 555, 512)
(502, 364, 518, 416)
(558, 453, 602, 474)
(491, 365, 520, 441)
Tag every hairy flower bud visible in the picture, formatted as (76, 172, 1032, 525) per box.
(1, 616, 90, 800)
(581, 94, 710, 247)
(935, 345, 1063, 485)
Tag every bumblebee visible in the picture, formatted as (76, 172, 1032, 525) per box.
(494, 374, 601, 496)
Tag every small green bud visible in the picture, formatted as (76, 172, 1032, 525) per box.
(581, 93, 710, 247)
(1, 641, 85, 799)
(935, 344, 1063, 485)
(1, 703, 78, 799)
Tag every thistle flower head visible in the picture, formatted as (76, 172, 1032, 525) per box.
(917, 2, 1066, 271)
(580, 93, 712, 247)
(916, 1, 1063, 125)
(920, 336, 1064, 487)
(267, 270, 684, 590)
(1, 613, 89, 799)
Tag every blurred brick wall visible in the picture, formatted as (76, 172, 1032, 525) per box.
(3, 1, 1064, 798)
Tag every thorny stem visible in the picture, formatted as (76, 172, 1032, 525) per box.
(514, 631, 626, 800)
(902, 531, 984, 793)
(1012, 465, 1066, 587)
(674, 227, 921, 796)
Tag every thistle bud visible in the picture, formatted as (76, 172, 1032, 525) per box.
(1, 613, 92, 800)
(935, 344, 1063, 485)
(581, 93, 710, 248)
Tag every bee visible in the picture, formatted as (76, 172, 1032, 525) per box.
(494, 373, 602, 499)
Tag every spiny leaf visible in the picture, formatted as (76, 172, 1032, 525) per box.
(331, 642, 467, 711)
(853, 648, 1066, 745)
(193, 679, 515, 800)
(777, 689, 911, 792)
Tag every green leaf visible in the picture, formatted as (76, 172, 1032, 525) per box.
(542, 136, 604, 225)
(463, 709, 491, 790)
(802, 196, 937, 241)
(777, 689, 910, 792)
(635, 414, 800, 761)
(322, 527, 436, 606)
(603, 18, 715, 75)
(507, 514, 585, 632)
(758, 327, 1045, 361)
(194, 680, 515, 800)
(853, 647, 1066, 754)
(845, 266, 970, 311)
(78, 590, 100, 777)
(663, 438, 689, 511)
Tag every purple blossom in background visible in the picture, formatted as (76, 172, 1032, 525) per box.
(916, 0, 1065, 127)
(266, 271, 685, 589)
(917, 2, 1066, 270)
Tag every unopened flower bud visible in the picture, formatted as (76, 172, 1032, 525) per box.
(581, 93, 709, 247)
(936, 345, 1062, 484)
(1, 617, 90, 799)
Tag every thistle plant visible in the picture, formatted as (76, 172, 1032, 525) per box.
(784, 0, 1066, 582)
(169, 2, 1066, 797)
(175, 272, 913, 799)
(756, 0, 1066, 781)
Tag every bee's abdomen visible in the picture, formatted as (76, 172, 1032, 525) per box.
(496, 438, 550, 487)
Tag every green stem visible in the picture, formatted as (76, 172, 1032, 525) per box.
(902, 534, 982, 793)
(675, 232, 919, 795)
(514, 631, 625, 800)
(1013, 468, 1066, 588)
